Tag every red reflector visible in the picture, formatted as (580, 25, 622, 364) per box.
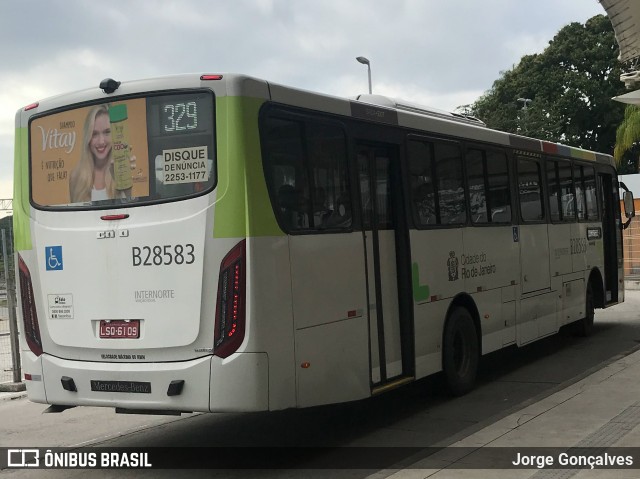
(214, 240, 246, 359)
(25, 374, 32, 381)
(348, 310, 357, 318)
(100, 214, 129, 220)
(18, 254, 43, 357)
(200, 74, 223, 81)
(24, 102, 39, 111)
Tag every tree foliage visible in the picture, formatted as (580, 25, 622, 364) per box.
(614, 105, 640, 173)
(470, 15, 627, 155)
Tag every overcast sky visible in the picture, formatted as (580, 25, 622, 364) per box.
(0, 0, 608, 209)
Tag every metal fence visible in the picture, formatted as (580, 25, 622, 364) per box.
(0, 228, 21, 386)
(623, 199, 640, 280)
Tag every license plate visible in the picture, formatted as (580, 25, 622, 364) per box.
(90, 380, 151, 394)
(99, 320, 140, 339)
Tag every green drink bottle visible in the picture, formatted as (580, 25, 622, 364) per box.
(109, 104, 133, 191)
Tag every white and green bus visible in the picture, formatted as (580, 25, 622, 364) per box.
(13, 73, 634, 414)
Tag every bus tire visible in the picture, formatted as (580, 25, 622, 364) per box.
(443, 307, 479, 396)
(575, 283, 595, 337)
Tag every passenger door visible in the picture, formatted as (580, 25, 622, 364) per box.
(356, 142, 413, 389)
(599, 172, 620, 304)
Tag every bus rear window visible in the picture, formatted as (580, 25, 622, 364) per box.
(29, 91, 215, 208)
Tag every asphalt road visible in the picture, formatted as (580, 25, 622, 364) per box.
(3, 291, 640, 478)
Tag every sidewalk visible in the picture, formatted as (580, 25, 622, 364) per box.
(382, 347, 640, 478)
(0, 390, 26, 402)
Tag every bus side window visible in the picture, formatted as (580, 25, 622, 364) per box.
(408, 140, 437, 226)
(487, 150, 511, 223)
(306, 122, 350, 230)
(261, 113, 350, 233)
(312, 187, 330, 224)
(574, 164, 586, 221)
(584, 166, 598, 220)
(518, 158, 544, 222)
(466, 149, 487, 223)
(558, 160, 575, 222)
(547, 160, 562, 222)
(435, 143, 466, 224)
(465, 147, 511, 225)
(278, 184, 308, 230)
(323, 191, 352, 228)
(413, 183, 436, 224)
(262, 116, 308, 232)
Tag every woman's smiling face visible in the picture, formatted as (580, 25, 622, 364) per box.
(90, 112, 111, 165)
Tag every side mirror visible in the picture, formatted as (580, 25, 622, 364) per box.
(624, 190, 635, 219)
(620, 182, 635, 230)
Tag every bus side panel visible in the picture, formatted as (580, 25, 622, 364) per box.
(572, 222, 588, 273)
(516, 291, 558, 345)
(548, 224, 573, 278)
(414, 300, 448, 379)
(462, 225, 519, 355)
(562, 279, 586, 324)
(461, 226, 519, 295)
(248, 236, 297, 410)
(289, 233, 370, 408)
(519, 224, 551, 295)
(472, 289, 503, 355)
(295, 319, 369, 407)
(411, 229, 463, 378)
(585, 221, 604, 277)
(210, 353, 269, 412)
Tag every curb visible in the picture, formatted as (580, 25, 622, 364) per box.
(0, 382, 26, 393)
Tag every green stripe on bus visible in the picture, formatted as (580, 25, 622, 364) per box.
(213, 97, 284, 238)
(412, 262, 430, 302)
(13, 127, 32, 251)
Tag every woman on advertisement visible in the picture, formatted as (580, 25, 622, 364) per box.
(69, 105, 134, 203)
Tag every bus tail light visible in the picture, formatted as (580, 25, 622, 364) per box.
(214, 240, 246, 358)
(18, 255, 43, 356)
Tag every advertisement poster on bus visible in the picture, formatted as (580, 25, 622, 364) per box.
(30, 99, 150, 206)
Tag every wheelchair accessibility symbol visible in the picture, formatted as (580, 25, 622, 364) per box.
(45, 246, 63, 271)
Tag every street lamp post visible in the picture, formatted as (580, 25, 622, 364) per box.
(517, 98, 532, 135)
(356, 56, 372, 94)
(517, 97, 532, 110)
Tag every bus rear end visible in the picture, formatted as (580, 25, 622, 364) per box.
(13, 74, 266, 413)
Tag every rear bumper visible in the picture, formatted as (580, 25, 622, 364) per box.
(27, 351, 270, 413)
(41, 354, 213, 412)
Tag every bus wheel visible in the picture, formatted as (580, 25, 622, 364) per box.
(443, 307, 479, 396)
(575, 284, 595, 337)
